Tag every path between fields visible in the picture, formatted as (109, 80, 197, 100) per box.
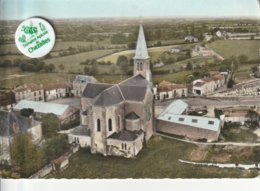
(156, 132, 260, 147)
(178, 159, 259, 170)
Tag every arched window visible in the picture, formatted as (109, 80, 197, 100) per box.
(117, 116, 121, 129)
(108, 118, 112, 131)
(137, 62, 140, 71)
(140, 63, 143, 71)
(97, 119, 101, 132)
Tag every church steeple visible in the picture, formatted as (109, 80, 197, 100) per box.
(134, 25, 149, 60)
(133, 24, 152, 82)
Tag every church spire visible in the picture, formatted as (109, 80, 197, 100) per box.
(134, 24, 149, 59)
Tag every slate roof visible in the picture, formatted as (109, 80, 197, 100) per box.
(82, 83, 113, 98)
(125, 112, 140, 120)
(70, 126, 90, 136)
(93, 85, 124, 106)
(119, 85, 146, 102)
(107, 130, 143, 141)
(0, 110, 32, 136)
(119, 74, 149, 87)
(134, 25, 149, 60)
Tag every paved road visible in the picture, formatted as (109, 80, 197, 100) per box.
(179, 159, 259, 170)
(156, 132, 260, 147)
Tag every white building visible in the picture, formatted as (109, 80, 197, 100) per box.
(184, 35, 198, 42)
(72, 75, 97, 97)
(14, 100, 78, 124)
(13, 83, 44, 102)
(154, 80, 188, 100)
(44, 83, 72, 101)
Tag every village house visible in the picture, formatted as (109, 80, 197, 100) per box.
(44, 83, 72, 101)
(191, 45, 224, 60)
(0, 110, 42, 162)
(72, 75, 97, 97)
(13, 83, 44, 102)
(153, 60, 164, 68)
(156, 100, 222, 142)
(0, 91, 15, 110)
(13, 100, 79, 124)
(212, 74, 225, 90)
(153, 80, 188, 100)
(192, 78, 215, 96)
(67, 25, 153, 158)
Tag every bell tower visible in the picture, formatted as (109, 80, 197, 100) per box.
(133, 25, 152, 82)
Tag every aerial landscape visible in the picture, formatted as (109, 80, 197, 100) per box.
(0, 0, 260, 179)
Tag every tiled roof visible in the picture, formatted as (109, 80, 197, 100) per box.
(158, 80, 187, 91)
(13, 83, 43, 92)
(44, 83, 71, 91)
(194, 82, 205, 87)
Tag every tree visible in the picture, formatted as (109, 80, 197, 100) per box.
(245, 110, 259, 129)
(186, 62, 193, 70)
(43, 134, 70, 163)
(120, 62, 129, 75)
(227, 78, 235, 88)
(238, 54, 248, 64)
(109, 65, 116, 75)
(10, 133, 44, 177)
(84, 66, 90, 75)
(41, 114, 60, 138)
(59, 64, 65, 71)
(251, 66, 258, 73)
(20, 108, 34, 117)
(116, 55, 128, 66)
(90, 64, 98, 75)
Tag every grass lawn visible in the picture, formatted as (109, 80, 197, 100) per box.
(221, 127, 258, 143)
(207, 40, 259, 60)
(49, 136, 254, 178)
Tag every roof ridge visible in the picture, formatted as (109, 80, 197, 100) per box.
(116, 84, 125, 101)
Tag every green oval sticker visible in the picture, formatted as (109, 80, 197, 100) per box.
(15, 18, 55, 58)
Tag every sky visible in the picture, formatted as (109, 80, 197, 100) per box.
(0, 0, 259, 20)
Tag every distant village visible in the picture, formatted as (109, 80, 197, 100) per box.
(1, 24, 260, 177)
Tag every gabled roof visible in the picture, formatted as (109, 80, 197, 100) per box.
(94, 85, 124, 106)
(119, 85, 147, 102)
(125, 111, 140, 120)
(119, 74, 149, 87)
(0, 110, 37, 136)
(82, 83, 113, 98)
(134, 25, 149, 60)
(107, 130, 143, 141)
(159, 100, 188, 116)
(73, 75, 97, 84)
(14, 100, 69, 116)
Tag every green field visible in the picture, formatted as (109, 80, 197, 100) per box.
(0, 71, 74, 89)
(208, 40, 259, 60)
(49, 136, 255, 179)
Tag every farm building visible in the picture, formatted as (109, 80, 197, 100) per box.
(156, 100, 222, 142)
(14, 100, 79, 124)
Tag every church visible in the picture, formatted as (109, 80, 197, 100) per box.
(68, 25, 154, 158)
